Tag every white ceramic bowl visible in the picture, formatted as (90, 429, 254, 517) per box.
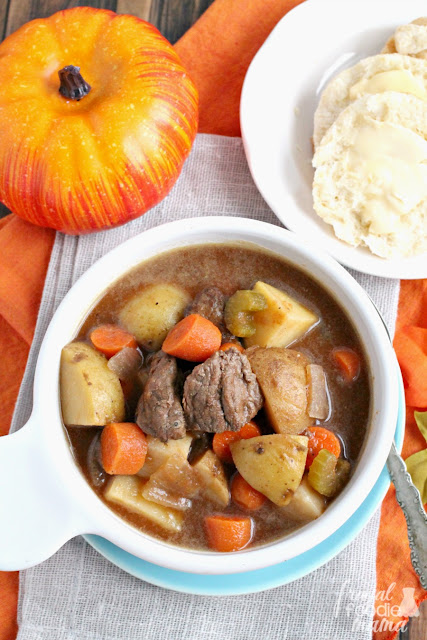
(0, 217, 399, 574)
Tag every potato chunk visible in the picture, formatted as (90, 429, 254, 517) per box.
(230, 434, 308, 506)
(246, 346, 311, 434)
(244, 281, 318, 349)
(192, 449, 230, 507)
(118, 284, 191, 351)
(104, 475, 183, 532)
(60, 342, 125, 426)
(137, 434, 193, 478)
(280, 476, 326, 522)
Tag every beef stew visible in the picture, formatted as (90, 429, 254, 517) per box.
(61, 243, 370, 552)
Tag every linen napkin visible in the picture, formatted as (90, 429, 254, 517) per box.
(0, 0, 426, 636)
(10, 133, 400, 640)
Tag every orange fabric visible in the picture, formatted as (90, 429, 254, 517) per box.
(0, 573, 18, 640)
(394, 326, 427, 407)
(176, 0, 305, 136)
(0, 217, 54, 640)
(0, 2, 426, 639)
(373, 281, 427, 639)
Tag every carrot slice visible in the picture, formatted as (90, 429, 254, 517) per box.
(90, 324, 137, 358)
(305, 426, 341, 469)
(239, 422, 262, 439)
(231, 473, 266, 510)
(101, 422, 147, 475)
(162, 313, 221, 362)
(212, 421, 261, 464)
(332, 347, 361, 383)
(219, 342, 244, 353)
(204, 515, 253, 552)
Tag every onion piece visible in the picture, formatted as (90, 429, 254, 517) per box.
(107, 347, 142, 381)
(86, 430, 107, 488)
(141, 453, 201, 511)
(307, 364, 330, 420)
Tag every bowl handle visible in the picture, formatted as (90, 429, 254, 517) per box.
(0, 416, 85, 570)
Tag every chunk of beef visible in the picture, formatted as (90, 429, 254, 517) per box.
(187, 432, 212, 465)
(183, 347, 263, 433)
(185, 287, 226, 327)
(185, 287, 238, 344)
(136, 351, 186, 441)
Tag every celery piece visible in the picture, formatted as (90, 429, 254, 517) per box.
(308, 450, 351, 498)
(224, 290, 267, 337)
(308, 449, 337, 497)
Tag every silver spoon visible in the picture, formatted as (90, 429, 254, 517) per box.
(386, 444, 427, 589)
(370, 298, 427, 589)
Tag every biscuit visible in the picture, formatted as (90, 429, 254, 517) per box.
(312, 92, 427, 258)
(382, 17, 427, 58)
(313, 53, 427, 148)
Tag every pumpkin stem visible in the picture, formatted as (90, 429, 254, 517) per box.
(58, 65, 91, 101)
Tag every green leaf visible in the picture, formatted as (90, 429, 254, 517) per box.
(414, 411, 427, 444)
(405, 449, 427, 504)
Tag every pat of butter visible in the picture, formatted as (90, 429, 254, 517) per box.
(349, 70, 427, 101)
(346, 120, 427, 234)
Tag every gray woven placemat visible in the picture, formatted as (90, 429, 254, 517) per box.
(11, 133, 400, 640)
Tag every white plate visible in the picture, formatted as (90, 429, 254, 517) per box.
(240, 0, 427, 279)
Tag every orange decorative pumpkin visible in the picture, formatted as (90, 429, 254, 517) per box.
(0, 7, 198, 233)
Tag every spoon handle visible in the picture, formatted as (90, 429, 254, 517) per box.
(387, 442, 427, 589)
